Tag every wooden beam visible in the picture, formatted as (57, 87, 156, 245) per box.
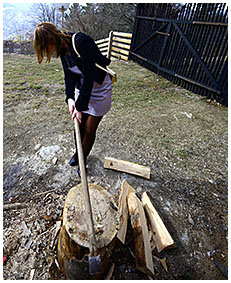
(113, 36, 132, 44)
(117, 180, 136, 244)
(98, 47, 108, 53)
(97, 42, 109, 49)
(112, 41, 131, 50)
(111, 52, 129, 61)
(113, 31, 132, 38)
(95, 37, 109, 44)
(156, 31, 170, 37)
(130, 51, 221, 94)
(141, 192, 175, 253)
(111, 46, 130, 56)
(127, 192, 154, 276)
(104, 157, 151, 180)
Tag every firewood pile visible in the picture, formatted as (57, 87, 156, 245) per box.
(113, 179, 175, 279)
(103, 157, 176, 278)
(52, 158, 176, 279)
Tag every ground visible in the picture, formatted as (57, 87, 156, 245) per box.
(3, 54, 228, 280)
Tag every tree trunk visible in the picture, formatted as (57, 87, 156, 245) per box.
(57, 183, 119, 279)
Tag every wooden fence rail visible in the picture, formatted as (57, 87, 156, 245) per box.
(95, 31, 132, 61)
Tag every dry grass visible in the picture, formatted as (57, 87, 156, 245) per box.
(3, 54, 228, 280)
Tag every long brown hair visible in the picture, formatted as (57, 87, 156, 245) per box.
(33, 22, 71, 64)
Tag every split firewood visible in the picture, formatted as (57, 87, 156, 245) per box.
(142, 192, 175, 253)
(117, 180, 135, 244)
(149, 230, 156, 251)
(127, 192, 154, 276)
(104, 157, 151, 179)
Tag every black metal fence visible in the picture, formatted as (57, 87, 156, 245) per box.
(130, 3, 228, 106)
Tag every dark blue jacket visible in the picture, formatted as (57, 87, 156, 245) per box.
(60, 32, 111, 112)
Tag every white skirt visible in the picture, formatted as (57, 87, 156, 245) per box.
(74, 73, 112, 117)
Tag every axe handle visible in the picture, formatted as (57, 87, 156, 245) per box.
(74, 117, 97, 255)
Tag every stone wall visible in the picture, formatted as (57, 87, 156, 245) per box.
(3, 40, 35, 55)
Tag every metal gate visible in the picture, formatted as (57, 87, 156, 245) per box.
(130, 3, 228, 106)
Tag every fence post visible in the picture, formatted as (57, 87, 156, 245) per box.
(107, 31, 114, 59)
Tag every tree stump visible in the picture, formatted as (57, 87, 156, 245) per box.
(57, 183, 119, 279)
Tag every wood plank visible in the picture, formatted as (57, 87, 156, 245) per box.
(112, 41, 131, 50)
(111, 52, 129, 61)
(97, 42, 109, 49)
(107, 31, 114, 59)
(101, 51, 108, 56)
(127, 192, 154, 276)
(95, 37, 109, 44)
(113, 31, 132, 38)
(104, 157, 151, 180)
(113, 36, 132, 44)
(141, 192, 175, 253)
(117, 180, 136, 244)
(98, 47, 108, 53)
(111, 46, 130, 56)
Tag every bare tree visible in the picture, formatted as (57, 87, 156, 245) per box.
(29, 3, 62, 30)
(64, 3, 137, 40)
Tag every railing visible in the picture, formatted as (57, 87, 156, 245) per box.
(95, 31, 132, 61)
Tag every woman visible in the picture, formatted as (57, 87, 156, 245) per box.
(33, 22, 112, 171)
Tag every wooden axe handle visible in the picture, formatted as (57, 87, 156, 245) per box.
(74, 117, 97, 255)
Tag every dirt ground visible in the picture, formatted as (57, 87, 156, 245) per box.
(3, 54, 228, 280)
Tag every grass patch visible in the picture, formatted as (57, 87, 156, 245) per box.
(3, 54, 228, 181)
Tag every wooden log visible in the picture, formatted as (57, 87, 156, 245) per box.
(57, 183, 119, 279)
(117, 180, 135, 244)
(104, 157, 151, 180)
(141, 192, 175, 253)
(127, 192, 154, 276)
